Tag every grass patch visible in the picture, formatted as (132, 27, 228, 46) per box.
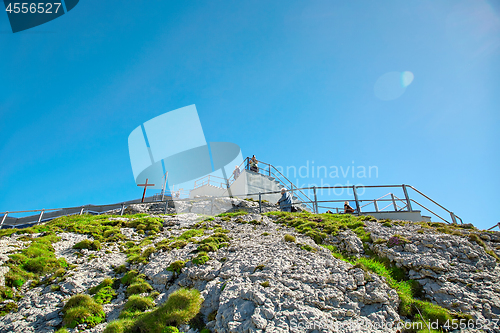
(167, 260, 185, 275)
(120, 295, 155, 319)
(73, 239, 101, 251)
(284, 234, 296, 242)
(62, 294, 105, 328)
(5, 234, 67, 288)
(89, 278, 117, 304)
(105, 288, 203, 333)
(132, 288, 203, 331)
(192, 252, 210, 265)
(216, 210, 248, 218)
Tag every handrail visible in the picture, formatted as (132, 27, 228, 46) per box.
(1, 183, 465, 228)
(410, 199, 450, 224)
(408, 185, 462, 224)
(244, 157, 315, 211)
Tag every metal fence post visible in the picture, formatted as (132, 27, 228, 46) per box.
(352, 186, 361, 214)
(120, 203, 125, 216)
(259, 192, 262, 214)
(79, 207, 84, 215)
(211, 197, 214, 216)
(374, 200, 379, 212)
(37, 209, 45, 225)
(164, 200, 169, 214)
(450, 212, 457, 224)
(391, 193, 398, 211)
(313, 186, 318, 214)
(402, 184, 413, 212)
(0, 212, 8, 229)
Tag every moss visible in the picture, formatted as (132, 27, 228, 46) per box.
(284, 234, 296, 243)
(89, 278, 117, 304)
(103, 319, 135, 333)
(162, 327, 180, 333)
(299, 244, 317, 252)
(192, 252, 210, 265)
(120, 295, 155, 319)
(62, 294, 105, 328)
(178, 229, 204, 240)
(216, 210, 248, 218)
(54, 329, 70, 333)
(0, 301, 18, 316)
(260, 281, 270, 288)
(261, 232, 270, 236)
(167, 260, 185, 275)
(73, 239, 101, 251)
(130, 288, 203, 331)
(253, 264, 265, 273)
(126, 281, 153, 296)
(114, 264, 128, 274)
(5, 234, 67, 287)
(121, 270, 139, 285)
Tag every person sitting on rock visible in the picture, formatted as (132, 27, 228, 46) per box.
(249, 155, 259, 173)
(277, 188, 292, 212)
(344, 201, 355, 214)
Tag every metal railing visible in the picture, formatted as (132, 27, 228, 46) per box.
(1, 183, 464, 229)
(243, 157, 315, 212)
(193, 175, 229, 189)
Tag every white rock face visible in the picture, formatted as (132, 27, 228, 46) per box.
(1, 206, 499, 333)
(365, 221, 500, 322)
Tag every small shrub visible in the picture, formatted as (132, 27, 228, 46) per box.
(122, 295, 155, 315)
(192, 252, 210, 265)
(142, 246, 156, 258)
(62, 294, 105, 328)
(114, 265, 127, 274)
(121, 270, 139, 285)
(167, 260, 185, 274)
(300, 244, 317, 252)
(103, 318, 134, 333)
(72, 239, 101, 251)
(253, 264, 265, 273)
(162, 327, 180, 333)
(131, 288, 203, 330)
(0, 301, 18, 316)
(284, 234, 296, 243)
(387, 235, 410, 248)
(126, 281, 153, 296)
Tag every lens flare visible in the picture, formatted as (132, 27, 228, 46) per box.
(374, 71, 414, 101)
(401, 71, 414, 87)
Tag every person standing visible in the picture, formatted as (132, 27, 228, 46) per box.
(277, 188, 292, 212)
(233, 165, 241, 180)
(249, 155, 259, 173)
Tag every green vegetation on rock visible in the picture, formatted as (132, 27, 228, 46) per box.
(105, 288, 203, 333)
(62, 294, 105, 328)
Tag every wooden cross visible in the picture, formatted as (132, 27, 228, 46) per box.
(137, 178, 155, 203)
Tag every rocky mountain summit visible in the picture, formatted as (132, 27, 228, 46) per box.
(0, 198, 499, 333)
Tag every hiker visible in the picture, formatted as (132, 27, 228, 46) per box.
(233, 165, 241, 180)
(277, 188, 292, 212)
(249, 155, 259, 173)
(344, 201, 355, 214)
(326, 210, 334, 214)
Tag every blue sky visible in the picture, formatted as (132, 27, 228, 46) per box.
(0, 0, 499, 229)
